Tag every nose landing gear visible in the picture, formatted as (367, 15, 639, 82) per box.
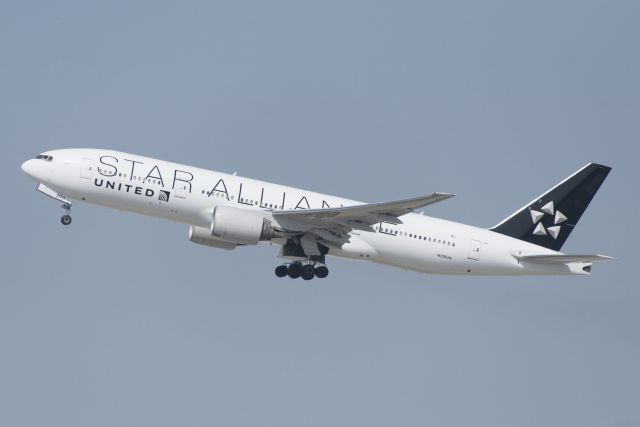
(60, 203, 72, 226)
(274, 262, 330, 280)
(35, 184, 73, 226)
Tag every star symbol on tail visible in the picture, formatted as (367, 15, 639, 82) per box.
(530, 201, 568, 239)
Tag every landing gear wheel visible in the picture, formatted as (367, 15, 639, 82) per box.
(61, 215, 72, 225)
(288, 263, 302, 279)
(301, 264, 315, 281)
(275, 265, 288, 278)
(315, 265, 329, 279)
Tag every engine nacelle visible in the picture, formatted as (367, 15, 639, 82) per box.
(189, 226, 238, 250)
(210, 205, 275, 245)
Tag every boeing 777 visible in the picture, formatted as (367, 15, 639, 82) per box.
(21, 149, 612, 279)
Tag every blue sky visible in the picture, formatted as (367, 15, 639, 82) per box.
(2, 1, 639, 426)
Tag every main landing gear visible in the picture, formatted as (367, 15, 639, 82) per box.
(60, 203, 72, 226)
(275, 262, 330, 280)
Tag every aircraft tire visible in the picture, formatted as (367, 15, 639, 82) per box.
(301, 264, 315, 281)
(315, 266, 329, 279)
(288, 262, 302, 279)
(275, 265, 288, 278)
(61, 215, 72, 225)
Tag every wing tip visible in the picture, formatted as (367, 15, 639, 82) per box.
(434, 192, 455, 199)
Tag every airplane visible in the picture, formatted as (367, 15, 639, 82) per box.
(21, 149, 613, 279)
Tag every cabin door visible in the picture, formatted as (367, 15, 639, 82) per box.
(80, 158, 94, 179)
(467, 239, 482, 261)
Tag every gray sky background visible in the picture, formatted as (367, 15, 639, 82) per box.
(1, 1, 638, 426)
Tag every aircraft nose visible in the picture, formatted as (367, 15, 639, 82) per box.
(21, 159, 36, 177)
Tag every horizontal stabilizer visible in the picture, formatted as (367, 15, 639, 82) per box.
(514, 254, 614, 264)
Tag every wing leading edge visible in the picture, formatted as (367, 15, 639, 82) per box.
(273, 192, 454, 227)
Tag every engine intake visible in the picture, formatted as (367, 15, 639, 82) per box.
(210, 205, 274, 245)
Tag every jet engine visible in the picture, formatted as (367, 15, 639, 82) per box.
(189, 226, 238, 250)
(209, 205, 275, 245)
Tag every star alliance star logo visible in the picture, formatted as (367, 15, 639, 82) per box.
(158, 190, 170, 202)
(529, 201, 567, 239)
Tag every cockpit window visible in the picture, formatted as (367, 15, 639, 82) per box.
(35, 154, 53, 162)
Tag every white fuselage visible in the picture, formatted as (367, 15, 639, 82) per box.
(22, 149, 587, 276)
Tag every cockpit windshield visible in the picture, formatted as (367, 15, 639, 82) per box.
(35, 154, 53, 162)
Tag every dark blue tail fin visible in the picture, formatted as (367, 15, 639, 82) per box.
(490, 163, 611, 251)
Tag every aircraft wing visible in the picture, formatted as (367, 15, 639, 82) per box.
(273, 192, 454, 228)
(515, 254, 614, 264)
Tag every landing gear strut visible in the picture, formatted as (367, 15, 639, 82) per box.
(274, 262, 330, 280)
(60, 203, 72, 226)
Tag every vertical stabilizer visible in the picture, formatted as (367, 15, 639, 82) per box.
(490, 163, 611, 251)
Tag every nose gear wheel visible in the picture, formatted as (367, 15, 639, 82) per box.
(60, 203, 72, 225)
